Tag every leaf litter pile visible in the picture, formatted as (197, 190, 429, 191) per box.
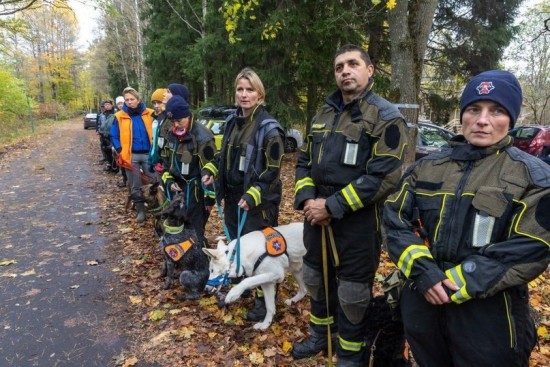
(80, 133, 550, 366)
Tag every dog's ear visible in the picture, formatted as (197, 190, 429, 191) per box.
(150, 181, 160, 195)
(202, 248, 218, 259)
(216, 239, 226, 250)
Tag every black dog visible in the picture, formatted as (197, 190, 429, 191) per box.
(364, 295, 411, 367)
(158, 194, 209, 300)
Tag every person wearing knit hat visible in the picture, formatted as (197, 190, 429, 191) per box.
(166, 83, 190, 103)
(115, 96, 124, 111)
(148, 88, 168, 177)
(158, 94, 216, 252)
(384, 70, 548, 367)
(459, 70, 522, 130)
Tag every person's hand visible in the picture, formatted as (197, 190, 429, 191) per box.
(205, 205, 213, 213)
(170, 183, 182, 192)
(303, 198, 330, 226)
(238, 198, 249, 211)
(202, 174, 214, 186)
(423, 279, 459, 305)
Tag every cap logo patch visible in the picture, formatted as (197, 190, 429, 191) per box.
(476, 81, 494, 95)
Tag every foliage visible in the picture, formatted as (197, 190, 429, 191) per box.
(505, 2, 550, 124)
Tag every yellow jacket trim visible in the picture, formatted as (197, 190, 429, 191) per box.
(246, 186, 261, 206)
(338, 336, 366, 352)
(445, 264, 472, 304)
(203, 162, 218, 177)
(397, 244, 433, 278)
(342, 183, 364, 212)
(295, 177, 315, 194)
(309, 314, 334, 326)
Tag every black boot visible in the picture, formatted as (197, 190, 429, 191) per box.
(246, 296, 267, 321)
(293, 330, 334, 359)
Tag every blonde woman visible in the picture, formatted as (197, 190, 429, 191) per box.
(202, 67, 285, 320)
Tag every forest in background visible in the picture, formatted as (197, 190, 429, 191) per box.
(0, 0, 549, 144)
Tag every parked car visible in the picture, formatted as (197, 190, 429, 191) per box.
(538, 145, 550, 165)
(508, 125, 550, 157)
(197, 106, 303, 153)
(83, 113, 97, 130)
(414, 120, 456, 160)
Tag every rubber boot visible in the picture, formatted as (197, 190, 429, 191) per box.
(292, 329, 335, 359)
(136, 202, 146, 223)
(246, 296, 266, 321)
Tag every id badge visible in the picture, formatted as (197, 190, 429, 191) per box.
(181, 162, 190, 175)
(158, 137, 165, 149)
(472, 211, 495, 247)
(343, 142, 358, 165)
(239, 156, 246, 172)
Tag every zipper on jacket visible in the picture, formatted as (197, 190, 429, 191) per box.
(443, 160, 473, 260)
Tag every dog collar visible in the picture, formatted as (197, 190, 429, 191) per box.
(163, 220, 184, 234)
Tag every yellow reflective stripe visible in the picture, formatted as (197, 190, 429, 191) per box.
(203, 162, 218, 177)
(309, 314, 334, 326)
(342, 184, 364, 211)
(161, 171, 173, 183)
(295, 177, 315, 194)
(503, 292, 515, 348)
(509, 199, 550, 248)
(397, 244, 432, 277)
(373, 140, 408, 160)
(338, 336, 366, 352)
(445, 265, 471, 303)
(246, 186, 261, 206)
(445, 265, 466, 289)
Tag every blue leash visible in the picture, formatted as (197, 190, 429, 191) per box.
(202, 181, 232, 242)
(229, 207, 247, 278)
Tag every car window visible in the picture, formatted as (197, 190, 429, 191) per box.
(211, 121, 225, 135)
(515, 127, 540, 139)
(418, 125, 452, 148)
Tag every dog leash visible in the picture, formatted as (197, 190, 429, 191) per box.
(116, 155, 155, 183)
(229, 207, 248, 278)
(202, 181, 232, 242)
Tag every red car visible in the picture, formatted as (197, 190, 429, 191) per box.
(509, 125, 550, 156)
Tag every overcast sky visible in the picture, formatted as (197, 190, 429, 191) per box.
(69, 0, 101, 50)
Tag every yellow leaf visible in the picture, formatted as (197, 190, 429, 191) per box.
(168, 308, 182, 315)
(0, 273, 17, 278)
(129, 296, 142, 304)
(148, 310, 166, 321)
(0, 260, 16, 266)
(21, 269, 36, 276)
(537, 326, 548, 337)
(249, 351, 264, 365)
(87, 260, 98, 266)
(282, 340, 293, 353)
(208, 332, 217, 339)
(387, 0, 397, 10)
(175, 326, 195, 339)
(111, 267, 121, 272)
(123, 356, 138, 367)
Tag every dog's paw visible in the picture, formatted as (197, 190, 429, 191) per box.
(225, 289, 241, 304)
(253, 321, 271, 330)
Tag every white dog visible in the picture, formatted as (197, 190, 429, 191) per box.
(202, 222, 308, 330)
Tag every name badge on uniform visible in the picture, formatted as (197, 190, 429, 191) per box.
(343, 142, 358, 166)
(181, 163, 189, 175)
(239, 156, 246, 172)
(158, 137, 165, 148)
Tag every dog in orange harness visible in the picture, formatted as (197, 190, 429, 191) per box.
(203, 222, 307, 330)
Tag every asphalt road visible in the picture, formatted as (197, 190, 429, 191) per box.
(0, 121, 128, 367)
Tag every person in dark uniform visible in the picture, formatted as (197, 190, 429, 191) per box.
(293, 44, 409, 366)
(160, 95, 216, 246)
(384, 70, 550, 367)
(202, 67, 285, 322)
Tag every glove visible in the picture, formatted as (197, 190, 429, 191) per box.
(116, 147, 122, 153)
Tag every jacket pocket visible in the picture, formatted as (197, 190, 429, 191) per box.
(471, 187, 510, 247)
